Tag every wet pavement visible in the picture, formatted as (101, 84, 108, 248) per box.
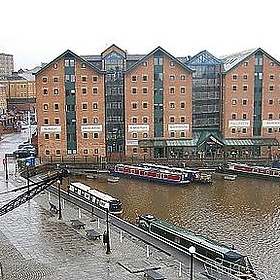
(0, 170, 204, 280)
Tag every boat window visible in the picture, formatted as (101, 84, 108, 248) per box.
(174, 236, 180, 244)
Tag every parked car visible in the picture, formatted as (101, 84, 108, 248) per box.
(13, 149, 35, 158)
(17, 143, 38, 156)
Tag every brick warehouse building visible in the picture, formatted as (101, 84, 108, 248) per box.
(35, 45, 280, 161)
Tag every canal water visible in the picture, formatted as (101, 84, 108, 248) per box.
(76, 173, 280, 280)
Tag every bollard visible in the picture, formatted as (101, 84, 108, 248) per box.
(179, 262, 182, 277)
(146, 245, 149, 258)
(78, 208, 81, 218)
(0, 261, 3, 278)
(97, 218, 100, 229)
(120, 230, 123, 243)
(62, 199, 65, 210)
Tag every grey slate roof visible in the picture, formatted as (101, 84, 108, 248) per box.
(219, 48, 257, 72)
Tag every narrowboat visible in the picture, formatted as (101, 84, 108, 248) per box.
(113, 163, 199, 185)
(68, 182, 123, 215)
(137, 214, 257, 279)
(217, 161, 280, 180)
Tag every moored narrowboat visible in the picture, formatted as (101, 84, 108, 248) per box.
(136, 214, 257, 279)
(113, 163, 198, 185)
(217, 161, 280, 180)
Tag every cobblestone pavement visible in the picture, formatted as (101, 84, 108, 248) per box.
(0, 172, 198, 280)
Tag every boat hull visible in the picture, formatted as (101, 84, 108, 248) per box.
(113, 171, 190, 185)
(217, 162, 280, 181)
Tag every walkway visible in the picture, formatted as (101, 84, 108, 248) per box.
(0, 171, 207, 280)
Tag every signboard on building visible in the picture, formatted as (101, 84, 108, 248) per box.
(128, 125, 149, 132)
(262, 120, 280, 127)
(228, 120, 250, 127)
(81, 125, 102, 132)
(126, 140, 139, 146)
(40, 126, 61, 133)
(168, 124, 189, 131)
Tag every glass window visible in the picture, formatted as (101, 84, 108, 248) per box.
(81, 76, 87, 82)
(93, 102, 98, 110)
(132, 102, 137, 109)
(169, 87, 175, 94)
(170, 102, 175, 109)
(143, 102, 148, 109)
(132, 117, 137, 123)
(82, 103, 88, 110)
(142, 87, 148, 94)
(54, 88, 59, 95)
(180, 87, 186, 94)
(131, 75, 137, 82)
(43, 104, 48, 111)
(44, 133, 49, 140)
(94, 133, 99, 139)
(142, 75, 148, 82)
(54, 103, 59, 111)
(55, 134, 60, 140)
(93, 76, 98, 82)
(92, 88, 98, 94)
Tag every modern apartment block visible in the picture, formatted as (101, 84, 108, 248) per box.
(35, 45, 280, 160)
(0, 53, 14, 78)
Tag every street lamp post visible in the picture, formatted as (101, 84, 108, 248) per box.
(57, 177, 62, 220)
(189, 246, 196, 280)
(26, 162, 30, 193)
(4, 154, 8, 181)
(106, 207, 111, 254)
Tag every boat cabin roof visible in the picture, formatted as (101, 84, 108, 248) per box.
(141, 214, 245, 260)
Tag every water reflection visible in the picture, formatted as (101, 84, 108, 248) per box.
(76, 175, 280, 279)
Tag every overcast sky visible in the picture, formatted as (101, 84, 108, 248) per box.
(1, 0, 279, 70)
